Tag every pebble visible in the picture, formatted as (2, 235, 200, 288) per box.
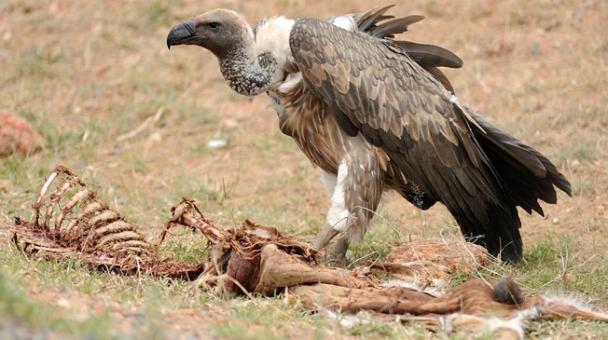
(206, 139, 227, 149)
(552, 217, 559, 225)
(530, 42, 541, 56)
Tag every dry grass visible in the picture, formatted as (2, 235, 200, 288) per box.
(0, 0, 607, 338)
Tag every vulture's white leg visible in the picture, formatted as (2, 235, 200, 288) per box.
(314, 138, 385, 260)
(319, 170, 337, 197)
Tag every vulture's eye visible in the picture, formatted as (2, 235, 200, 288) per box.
(207, 22, 221, 31)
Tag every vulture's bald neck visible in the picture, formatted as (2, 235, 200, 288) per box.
(218, 32, 278, 96)
(217, 16, 295, 96)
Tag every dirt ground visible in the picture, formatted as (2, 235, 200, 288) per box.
(0, 0, 607, 338)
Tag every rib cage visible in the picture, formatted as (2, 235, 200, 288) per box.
(30, 166, 151, 258)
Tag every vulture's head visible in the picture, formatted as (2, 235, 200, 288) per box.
(166, 9, 252, 59)
(168, 9, 295, 96)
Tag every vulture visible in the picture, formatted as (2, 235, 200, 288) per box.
(166, 6, 571, 262)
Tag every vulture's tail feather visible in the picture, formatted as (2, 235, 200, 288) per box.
(470, 111, 572, 211)
(458, 111, 571, 262)
(452, 200, 523, 263)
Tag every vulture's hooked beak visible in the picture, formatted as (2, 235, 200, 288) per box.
(166, 20, 196, 49)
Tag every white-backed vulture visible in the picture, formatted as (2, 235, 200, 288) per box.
(166, 6, 571, 262)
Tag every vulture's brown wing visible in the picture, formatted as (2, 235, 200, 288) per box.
(351, 6, 462, 92)
(353, 5, 463, 69)
(290, 18, 524, 261)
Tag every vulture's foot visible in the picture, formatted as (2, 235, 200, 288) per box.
(329, 237, 349, 264)
(313, 228, 350, 266)
(312, 227, 339, 253)
(313, 227, 348, 266)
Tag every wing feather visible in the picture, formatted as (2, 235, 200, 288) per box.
(350, 6, 463, 93)
(370, 16, 425, 38)
(392, 41, 463, 68)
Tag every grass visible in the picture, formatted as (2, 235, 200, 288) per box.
(1, 0, 607, 338)
(0, 269, 113, 339)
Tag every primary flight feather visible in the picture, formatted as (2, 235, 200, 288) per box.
(167, 6, 571, 262)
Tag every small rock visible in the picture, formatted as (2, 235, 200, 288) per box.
(571, 159, 580, 167)
(530, 42, 541, 56)
(116, 198, 129, 206)
(206, 139, 227, 149)
(552, 217, 559, 225)
(0, 111, 43, 156)
(2, 31, 11, 42)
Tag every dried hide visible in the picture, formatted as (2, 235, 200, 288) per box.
(370, 239, 490, 294)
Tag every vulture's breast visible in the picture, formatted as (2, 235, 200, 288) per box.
(268, 83, 345, 175)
